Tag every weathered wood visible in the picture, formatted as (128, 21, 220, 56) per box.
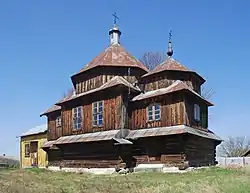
(140, 71, 201, 94)
(184, 93, 208, 130)
(47, 111, 62, 140)
(129, 93, 184, 129)
(73, 67, 144, 94)
(60, 92, 123, 135)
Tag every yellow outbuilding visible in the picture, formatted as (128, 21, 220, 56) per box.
(20, 124, 48, 168)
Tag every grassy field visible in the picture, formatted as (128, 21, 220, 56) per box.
(0, 167, 250, 193)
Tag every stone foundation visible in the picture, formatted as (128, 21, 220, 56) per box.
(47, 164, 190, 174)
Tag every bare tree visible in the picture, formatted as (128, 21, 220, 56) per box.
(63, 88, 75, 98)
(139, 52, 165, 70)
(218, 136, 250, 157)
(201, 85, 216, 100)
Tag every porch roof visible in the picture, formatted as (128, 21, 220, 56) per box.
(126, 125, 222, 141)
(43, 125, 221, 147)
(41, 140, 57, 149)
(53, 130, 120, 145)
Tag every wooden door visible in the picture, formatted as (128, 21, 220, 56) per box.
(30, 141, 38, 167)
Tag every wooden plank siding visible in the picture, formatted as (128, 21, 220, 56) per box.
(47, 111, 62, 141)
(140, 71, 201, 94)
(73, 67, 145, 94)
(75, 74, 138, 94)
(184, 93, 208, 130)
(129, 93, 185, 129)
(60, 93, 123, 136)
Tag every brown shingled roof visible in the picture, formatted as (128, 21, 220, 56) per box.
(56, 76, 140, 105)
(142, 57, 205, 83)
(73, 44, 149, 76)
(132, 80, 213, 106)
(40, 105, 61, 117)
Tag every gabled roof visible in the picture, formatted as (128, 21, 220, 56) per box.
(132, 80, 213, 106)
(21, 124, 47, 137)
(72, 44, 149, 77)
(142, 57, 205, 83)
(56, 76, 140, 105)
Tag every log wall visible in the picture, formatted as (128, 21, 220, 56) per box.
(45, 134, 219, 168)
(183, 134, 217, 166)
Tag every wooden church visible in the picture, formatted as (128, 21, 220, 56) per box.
(41, 19, 221, 169)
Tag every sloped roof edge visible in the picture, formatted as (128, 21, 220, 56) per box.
(20, 124, 47, 137)
(132, 80, 213, 106)
(56, 76, 140, 105)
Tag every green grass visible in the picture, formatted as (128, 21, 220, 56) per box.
(0, 167, 250, 193)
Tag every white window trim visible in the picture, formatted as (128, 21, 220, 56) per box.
(147, 103, 161, 122)
(194, 104, 200, 122)
(72, 106, 82, 130)
(56, 116, 62, 128)
(92, 100, 104, 127)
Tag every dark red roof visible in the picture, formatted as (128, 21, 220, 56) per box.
(73, 44, 149, 76)
(142, 57, 205, 83)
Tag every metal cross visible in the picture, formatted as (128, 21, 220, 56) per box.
(169, 30, 172, 41)
(112, 12, 119, 25)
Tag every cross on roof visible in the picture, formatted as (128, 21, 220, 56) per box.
(169, 30, 172, 42)
(112, 12, 119, 25)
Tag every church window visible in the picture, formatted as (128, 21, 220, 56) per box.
(147, 104, 161, 121)
(194, 104, 200, 122)
(92, 101, 104, 126)
(73, 106, 82, 130)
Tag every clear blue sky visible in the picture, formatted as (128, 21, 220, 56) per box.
(1, 0, 250, 158)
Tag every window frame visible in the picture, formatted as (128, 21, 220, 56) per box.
(24, 143, 30, 158)
(92, 100, 104, 127)
(147, 103, 161, 122)
(72, 106, 83, 130)
(194, 103, 201, 122)
(56, 116, 62, 128)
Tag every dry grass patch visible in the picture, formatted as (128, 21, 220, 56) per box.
(0, 167, 250, 193)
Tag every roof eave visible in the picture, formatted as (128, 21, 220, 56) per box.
(40, 108, 61, 117)
(21, 130, 47, 138)
(141, 70, 206, 83)
(56, 83, 140, 105)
